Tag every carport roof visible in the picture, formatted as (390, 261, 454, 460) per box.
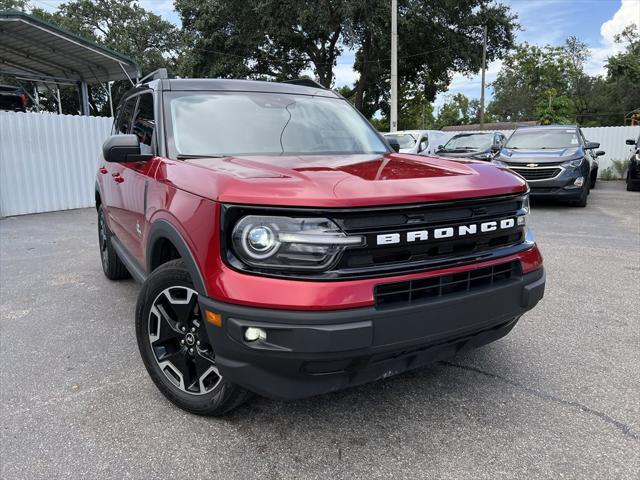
(0, 10, 140, 84)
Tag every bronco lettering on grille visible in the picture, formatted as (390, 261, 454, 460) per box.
(376, 218, 516, 246)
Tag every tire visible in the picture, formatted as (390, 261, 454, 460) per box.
(135, 259, 251, 416)
(570, 183, 589, 207)
(590, 170, 597, 189)
(98, 205, 131, 280)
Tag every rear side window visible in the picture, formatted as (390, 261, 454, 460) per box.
(132, 93, 155, 153)
(115, 97, 137, 134)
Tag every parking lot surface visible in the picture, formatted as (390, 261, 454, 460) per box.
(1, 181, 638, 479)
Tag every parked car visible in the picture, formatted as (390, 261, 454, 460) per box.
(436, 132, 507, 161)
(382, 130, 449, 155)
(0, 84, 26, 112)
(626, 136, 640, 191)
(96, 71, 545, 416)
(493, 125, 603, 207)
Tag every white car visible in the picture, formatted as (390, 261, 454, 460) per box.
(383, 130, 450, 156)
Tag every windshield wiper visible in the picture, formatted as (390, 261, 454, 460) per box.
(177, 154, 226, 159)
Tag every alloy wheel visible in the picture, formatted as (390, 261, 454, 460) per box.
(148, 286, 221, 395)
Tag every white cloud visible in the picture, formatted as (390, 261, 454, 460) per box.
(586, 0, 640, 76)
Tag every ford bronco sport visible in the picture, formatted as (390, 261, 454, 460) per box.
(96, 70, 545, 416)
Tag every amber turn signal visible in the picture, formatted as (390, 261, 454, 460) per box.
(205, 310, 222, 327)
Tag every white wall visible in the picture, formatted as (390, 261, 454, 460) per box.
(0, 111, 113, 217)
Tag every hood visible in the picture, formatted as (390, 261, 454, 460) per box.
(498, 147, 583, 164)
(164, 153, 526, 207)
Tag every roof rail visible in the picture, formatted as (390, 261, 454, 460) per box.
(281, 78, 326, 89)
(137, 68, 168, 86)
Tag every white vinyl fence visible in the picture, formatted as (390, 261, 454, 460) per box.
(442, 126, 640, 172)
(1, 111, 638, 217)
(0, 111, 113, 217)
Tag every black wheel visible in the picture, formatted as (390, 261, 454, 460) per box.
(590, 170, 597, 189)
(570, 183, 589, 207)
(98, 205, 131, 280)
(627, 174, 638, 191)
(135, 260, 250, 416)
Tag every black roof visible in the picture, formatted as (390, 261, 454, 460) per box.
(142, 78, 340, 98)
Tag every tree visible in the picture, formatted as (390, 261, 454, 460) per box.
(176, 0, 349, 86)
(15, 0, 181, 115)
(534, 88, 575, 125)
(435, 93, 483, 128)
(346, 0, 518, 121)
(606, 25, 640, 124)
(489, 43, 575, 122)
(176, 0, 518, 122)
(0, 0, 29, 10)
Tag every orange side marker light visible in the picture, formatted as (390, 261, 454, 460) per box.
(205, 310, 222, 327)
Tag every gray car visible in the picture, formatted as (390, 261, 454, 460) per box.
(494, 125, 604, 207)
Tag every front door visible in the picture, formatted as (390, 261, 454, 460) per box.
(118, 92, 159, 265)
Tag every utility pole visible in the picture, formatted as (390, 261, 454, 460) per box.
(479, 25, 487, 130)
(390, 0, 398, 132)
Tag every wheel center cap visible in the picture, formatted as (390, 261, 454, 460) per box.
(185, 333, 195, 346)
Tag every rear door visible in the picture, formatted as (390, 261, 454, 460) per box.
(117, 92, 160, 264)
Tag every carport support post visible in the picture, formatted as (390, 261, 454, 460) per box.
(79, 80, 89, 116)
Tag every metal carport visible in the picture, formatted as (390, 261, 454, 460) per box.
(0, 10, 140, 115)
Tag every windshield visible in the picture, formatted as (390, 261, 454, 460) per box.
(442, 133, 493, 152)
(384, 133, 416, 149)
(166, 92, 387, 157)
(506, 128, 579, 149)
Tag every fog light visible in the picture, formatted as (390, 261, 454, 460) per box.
(517, 216, 526, 226)
(244, 327, 267, 342)
(574, 176, 584, 187)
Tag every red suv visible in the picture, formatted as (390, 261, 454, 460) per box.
(96, 71, 545, 415)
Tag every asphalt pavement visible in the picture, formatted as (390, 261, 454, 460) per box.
(1, 181, 638, 479)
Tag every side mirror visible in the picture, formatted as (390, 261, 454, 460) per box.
(596, 150, 606, 157)
(584, 141, 600, 150)
(386, 135, 401, 153)
(436, 145, 444, 152)
(491, 143, 501, 153)
(626, 139, 636, 145)
(102, 134, 152, 163)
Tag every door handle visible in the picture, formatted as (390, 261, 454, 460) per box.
(99, 167, 108, 174)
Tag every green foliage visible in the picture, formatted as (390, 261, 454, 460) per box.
(534, 88, 575, 125)
(0, 0, 29, 10)
(434, 93, 485, 128)
(611, 160, 630, 178)
(600, 160, 630, 181)
(489, 29, 640, 126)
(11, 0, 181, 115)
(175, 0, 518, 126)
(489, 42, 578, 122)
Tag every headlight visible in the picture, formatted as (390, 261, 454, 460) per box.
(562, 157, 583, 168)
(231, 216, 364, 270)
(517, 194, 530, 226)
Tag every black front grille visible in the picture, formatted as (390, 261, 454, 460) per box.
(510, 167, 561, 181)
(333, 195, 527, 276)
(222, 194, 529, 280)
(374, 261, 519, 309)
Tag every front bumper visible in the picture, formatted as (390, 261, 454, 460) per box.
(509, 165, 587, 199)
(199, 267, 545, 400)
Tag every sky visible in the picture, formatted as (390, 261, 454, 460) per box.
(32, 0, 640, 109)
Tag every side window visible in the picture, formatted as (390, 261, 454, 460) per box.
(115, 97, 137, 134)
(131, 93, 155, 154)
(418, 135, 428, 152)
